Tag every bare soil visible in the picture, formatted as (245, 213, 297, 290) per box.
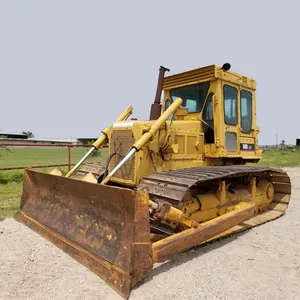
(0, 168, 299, 300)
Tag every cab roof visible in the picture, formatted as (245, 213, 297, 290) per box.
(163, 64, 256, 91)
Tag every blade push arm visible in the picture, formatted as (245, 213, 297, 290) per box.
(152, 201, 255, 263)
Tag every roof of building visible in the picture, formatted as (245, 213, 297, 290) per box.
(0, 133, 28, 139)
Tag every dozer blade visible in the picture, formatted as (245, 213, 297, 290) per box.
(14, 169, 153, 299)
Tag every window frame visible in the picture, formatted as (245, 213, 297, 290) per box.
(223, 84, 238, 126)
(202, 92, 215, 144)
(240, 89, 253, 133)
(169, 81, 210, 114)
(202, 92, 214, 123)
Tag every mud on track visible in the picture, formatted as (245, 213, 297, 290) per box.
(0, 168, 299, 300)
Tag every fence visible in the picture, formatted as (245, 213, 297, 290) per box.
(0, 143, 107, 172)
(259, 144, 298, 150)
(2, 142, 298, 173)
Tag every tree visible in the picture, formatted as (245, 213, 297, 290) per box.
(22, 131, 35, 138)
(0, 145, 12, 156)
(280, 139, 286, 149)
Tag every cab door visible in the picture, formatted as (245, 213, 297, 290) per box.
(223, 84, 239, 154)
(239, 89, 255, 153)
(202, 92, 218, 156)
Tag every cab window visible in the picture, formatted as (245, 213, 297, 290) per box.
(170, 82, 210, 113)
(223, 85, 237, 125)
(240, 90, 252, 133)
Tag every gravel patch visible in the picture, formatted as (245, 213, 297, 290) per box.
(0, 168, 299, 300)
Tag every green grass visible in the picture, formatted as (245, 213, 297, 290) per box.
(0, 146, 108, 221)
(0, 147, 299, 222)
(0, 146, 108, 169)
(0, 182, 22, 221)
(0, 146, 108, 183)
(255, 148, 300, 167)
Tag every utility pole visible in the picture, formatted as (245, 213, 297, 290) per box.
(276, 128, 279, 148)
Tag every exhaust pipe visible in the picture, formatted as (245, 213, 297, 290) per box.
(149, 66, 170, 120)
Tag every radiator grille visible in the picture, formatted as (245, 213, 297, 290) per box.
(109, 130, 135, 181)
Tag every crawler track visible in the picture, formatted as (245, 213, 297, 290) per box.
(138, 165, 292, 238)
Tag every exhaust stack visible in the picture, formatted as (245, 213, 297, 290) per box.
(149, 66, 170, 120)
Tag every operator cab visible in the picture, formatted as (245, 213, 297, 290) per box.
(162, 63, 257, 154)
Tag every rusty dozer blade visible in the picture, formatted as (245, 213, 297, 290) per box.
(14, 169, 153, 299)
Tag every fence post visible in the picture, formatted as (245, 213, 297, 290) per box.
(68, 145, 71, 171)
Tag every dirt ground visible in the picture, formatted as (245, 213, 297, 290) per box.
(0, 168, 299, 300)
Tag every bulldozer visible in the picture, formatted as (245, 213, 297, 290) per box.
(15, 63, 292, 299)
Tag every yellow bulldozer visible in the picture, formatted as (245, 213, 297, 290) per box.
(15, 63, 291, 299)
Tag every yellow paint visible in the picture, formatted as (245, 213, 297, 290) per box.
(149, 199, 195, 228)
(49, 168, 62, 176)
(93, 106, 133, 149)
(106, 233, 113, 240)
(133, 98, 183, 151)
(179, 197, 201, 217)
(190, 208, 219, 223)
(104, 64, 261, 187)
(176, 178, 276, 224)
(148, 172, 277, 227)
(64, 64, 277, 236)
(82, 173, 97, 183)
(251, 178, 275, 209)
(152, 201, 255, 263)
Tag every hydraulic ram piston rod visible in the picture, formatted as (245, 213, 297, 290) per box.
(101, 148, 136, 185)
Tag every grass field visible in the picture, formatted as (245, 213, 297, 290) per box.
(0, 146, 299, 221)
(255, 148, 300, 167)
(0, 183, 22, 220)
(0, 146, 108, 169)
(0, 146, 108, 220)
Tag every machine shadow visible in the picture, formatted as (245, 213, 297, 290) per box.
(133, 229, 249, 289)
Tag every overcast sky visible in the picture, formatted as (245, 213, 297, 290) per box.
(0, 1, 298, 145)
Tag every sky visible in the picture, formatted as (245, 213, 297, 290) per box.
(0, 1, 299, 145)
